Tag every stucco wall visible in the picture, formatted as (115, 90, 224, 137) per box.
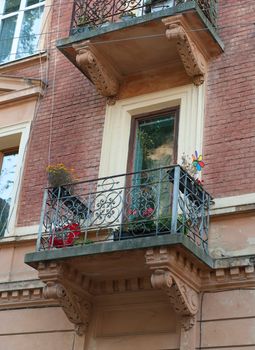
(199, 289, 255, 349)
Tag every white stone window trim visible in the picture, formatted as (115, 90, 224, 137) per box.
(99, 84, 205, 178)
(0, 121, 31, 237)
(0, 0, 45, 64)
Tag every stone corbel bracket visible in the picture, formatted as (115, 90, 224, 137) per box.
(145, 248, 200, 330)
(38, 262, 92, 336)
(43, 281, 91, 336)
(73, 42, 120, 104)
(162, 16, 207, 86)
(151, 269, 198, 330)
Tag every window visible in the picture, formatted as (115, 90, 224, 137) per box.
(98, 84, 205, 179)
(130, 108, 179, 172)
(0, 0, 45, 64)
(0, 148, 19, 236)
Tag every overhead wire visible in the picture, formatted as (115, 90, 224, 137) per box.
(0, 0, 254, 41)
(0, 15, 255, 60)
(0, 0, 253, 17)
(47, 0, 64, 166)
(0, 0, 254, 231)
(0, 17, 255, 60)
(0, 4, 53, 236)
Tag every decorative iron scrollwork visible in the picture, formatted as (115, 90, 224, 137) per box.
(71, 0, 217, 33)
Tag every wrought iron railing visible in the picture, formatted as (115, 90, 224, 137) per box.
(71, 0, 217, 33)
(37, 166, 212, 252)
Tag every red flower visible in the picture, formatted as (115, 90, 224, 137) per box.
(49, 223, 81, 248)
(143, 207, 154, 217)
(128, 209, 138, 216)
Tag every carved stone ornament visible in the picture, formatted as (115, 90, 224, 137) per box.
(163, 17, 206, 86)
(151, 269, 199, 330)
(73, 42, 119, 101)
(43, 282, 91, 336)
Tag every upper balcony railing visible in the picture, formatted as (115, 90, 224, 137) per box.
(71, 0, 217, 34)
(37, 166, 212, 253)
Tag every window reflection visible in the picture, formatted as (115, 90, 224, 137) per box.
(0, 151, 18, 236)
(16, 6, 44, 59)
(134, 114, 176, 171)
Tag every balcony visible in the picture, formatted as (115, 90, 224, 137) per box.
(26, 166, 213, 265)
(71, 0, 218, 33)
(25, 166, 213, 336)
(33, 166, 211, 254)
(57, 0, 223, 103)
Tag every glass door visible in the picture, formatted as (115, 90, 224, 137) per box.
(133, 111, 178, 172)
(125, 108, 179, 235)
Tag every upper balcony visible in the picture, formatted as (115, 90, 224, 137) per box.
(57, 0, 224, 103)
(71, 0, 217, 34)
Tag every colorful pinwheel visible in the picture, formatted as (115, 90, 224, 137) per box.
(192, 151, 205, 171)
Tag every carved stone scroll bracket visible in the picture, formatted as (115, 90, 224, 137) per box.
(73, 42, 120, 103)
(162, 16, 207, 86)
(43, 281, 91, 336)
(151, 269, 199, 331)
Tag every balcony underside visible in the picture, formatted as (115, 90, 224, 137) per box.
(25, 235, 212, 338)
(58, 5, 223, 102)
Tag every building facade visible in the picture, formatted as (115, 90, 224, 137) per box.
(0, 0, 255, 349)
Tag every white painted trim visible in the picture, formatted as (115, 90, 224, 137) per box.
(0, 75, 45, 90)
(14, 225, 39, 237)
(38, 0, 53, 51)
(0, 86, 44, 106)
(99, 84, 205, 177)
(211, 193, 255, 215)
(0, 121, 31, 237)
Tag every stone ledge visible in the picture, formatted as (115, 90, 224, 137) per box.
(25, 234, 214, 268)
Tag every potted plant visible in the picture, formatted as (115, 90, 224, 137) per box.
(168, 152, 205, 205)
(46, 163, 75, 188)
(119, 11, 136, 21)
(46, 164, 91, 245)
(49, 222, 81, 248)
(46, 163, 85, 214)
(113, 212, 189, 240)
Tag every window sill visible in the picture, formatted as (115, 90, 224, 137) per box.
(210, 193, 255, 217)
(0, 233, 37, 246)
(0, 51, 48, 73)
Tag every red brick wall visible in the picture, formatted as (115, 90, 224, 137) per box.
(3, 0, 255, 226)
(203, 0, 255, 198)
(4, 0, 106, 226)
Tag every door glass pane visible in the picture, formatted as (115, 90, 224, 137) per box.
(0, 151, 19, 237)
(134, 114, 176, 171)
(26, 0, 44, 6)
(0, 15, 17, 64)
(16, 6, 44, 59)
(128, 112, 177, 231)
(3, 0, 21, 14)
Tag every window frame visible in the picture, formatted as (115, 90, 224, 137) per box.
(0, 147, 19, 171)
(0, 122, 31, 237)
(0, 0, 45, 64)
(127, 107, 180, 173)
(99, 84, 205, 179)
(0, 147, 19, 237)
